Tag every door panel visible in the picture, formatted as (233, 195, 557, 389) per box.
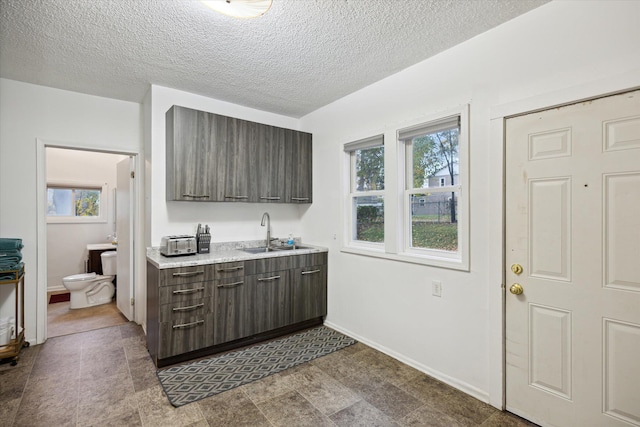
(603, 173, 640, 292)
(506, 90, 640, 427)
(603, 318, 640, 425)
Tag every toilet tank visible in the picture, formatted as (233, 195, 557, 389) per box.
(100, 251, 117, 276)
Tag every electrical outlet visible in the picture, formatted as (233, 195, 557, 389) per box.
(432, 280, 442, 297)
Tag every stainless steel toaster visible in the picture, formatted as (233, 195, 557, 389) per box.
(160, 235, 197, 257)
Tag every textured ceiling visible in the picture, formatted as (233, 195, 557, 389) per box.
(0, 0, 549, 117)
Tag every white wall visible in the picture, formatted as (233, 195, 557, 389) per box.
(300, 0, 640, 407)
(147, 85, 309, 246)
(0, 79, 142, 343)
(46, 148, 127, 290)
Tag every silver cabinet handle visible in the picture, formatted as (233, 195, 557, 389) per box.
(172, 287, 204, 294)
(257, 275, 281, 282)
(217, 266, 244, 272)
(182, 194, 210, 199)
(217, 280, 244, 288)
(172, 303, 204, 312)
(172, 319, 204, 329)
(260, 196, 281, 200)
(224, 195, 248, 199)
(301, 269, 321, 275)
(291, 197, 309, 201)
(172, 271, 204, 277)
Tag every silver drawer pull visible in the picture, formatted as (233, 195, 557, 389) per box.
(301, 269, 321, 275)
(172, 271, 204, 277)
(260, 196, 281, 200)
(182, 194, 210, 199)
(172, 287, 204, 294)
(291, 197, 309, 201)
(172, 320, 204, 329)
(217, 266, 244, 272)
(172, 303, 204, 312)
(224, 195, 249, 199)
(257, 275, 281, 282)
(217, 280, 244, 288)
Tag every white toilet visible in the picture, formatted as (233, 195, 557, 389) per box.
(62, 251, 117, 309)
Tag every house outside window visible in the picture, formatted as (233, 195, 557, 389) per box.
(341, 106, 468, 270)
(399, 109, 468, 267)
(344, 135, 384, 248)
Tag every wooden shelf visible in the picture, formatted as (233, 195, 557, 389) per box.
(0, 265, 29, 366)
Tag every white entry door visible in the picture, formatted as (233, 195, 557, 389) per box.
(505, 90, 640, 427)
(116, 157, 134, 321)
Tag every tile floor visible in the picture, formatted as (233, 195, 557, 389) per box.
(0, 323, 537, 426)
(47, 297, 128, 338)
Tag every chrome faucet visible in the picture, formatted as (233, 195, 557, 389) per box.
(261, 212, 271, 247)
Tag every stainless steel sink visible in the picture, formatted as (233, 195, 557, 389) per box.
(241, 245, 312, 254)
(241, 247, 274, 254)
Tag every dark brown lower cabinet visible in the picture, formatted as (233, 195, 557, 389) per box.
(213, 276, 253, 345)
(252, 270, 291, 335)
(147, 252, 327, 367)
(292, 265, 327, 324)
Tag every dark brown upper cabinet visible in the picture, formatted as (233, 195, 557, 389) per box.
(166, 105, 312, 203)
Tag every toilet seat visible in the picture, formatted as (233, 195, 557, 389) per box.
(64, 272, 97, 282)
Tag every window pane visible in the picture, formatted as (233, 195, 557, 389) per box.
(410, 127, 459, 189)
(74, 189, 100, 217)
(353, 196, 384, 243)
(47, 188, 73, 216)
(354, 146, 384, 191)
(410, 192, 458, 252)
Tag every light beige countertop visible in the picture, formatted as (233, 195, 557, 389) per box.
(87, 243, 117, 251)
(146, 239, 328, 269)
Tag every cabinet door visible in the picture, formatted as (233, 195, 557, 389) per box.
(213, 277, 254, 344)
(285, 130, 313, 203)
(251, 270, 291, 335)
(223, 117, 257, 202)
(292, 265, 327, 323)
(257, 124, 286, 203)
(166, 106, 227, 201)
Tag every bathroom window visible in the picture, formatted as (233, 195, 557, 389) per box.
(47, 182, 107, 223)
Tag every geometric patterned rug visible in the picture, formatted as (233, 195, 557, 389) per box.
(157, 326, 357, 407)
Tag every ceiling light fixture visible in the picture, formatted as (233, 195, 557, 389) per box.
(201, 0, 272, 19)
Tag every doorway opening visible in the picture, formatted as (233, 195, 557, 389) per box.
(38, 144, 138, 340)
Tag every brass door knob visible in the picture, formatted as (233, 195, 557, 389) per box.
(510, 283, 524, 295)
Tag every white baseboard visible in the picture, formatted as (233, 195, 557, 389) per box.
(47, 285, 66, 293)
(323, 320, 495, 408)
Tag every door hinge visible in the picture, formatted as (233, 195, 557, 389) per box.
(130, 171, 135, 179)
(130, 298, 135, 306)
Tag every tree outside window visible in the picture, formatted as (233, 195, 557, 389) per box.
(47, 186, 101, 218)
(402, 119, 460, 253)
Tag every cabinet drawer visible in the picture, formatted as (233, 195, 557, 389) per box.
(159, 296, 213, 323)
(290, 252, 327, 269)
(158, 313, 214, 359)
(213, 261, 245, 279)
(159, 281, 213, 305)
(244, 257, 291, 275)
(161, 265, 215, 286)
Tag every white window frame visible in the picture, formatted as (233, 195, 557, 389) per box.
(46, 181, 108, 224)
(340, 105, 469, 271)
(343, 134, 385, 251)
(398, 106, 469, 270)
